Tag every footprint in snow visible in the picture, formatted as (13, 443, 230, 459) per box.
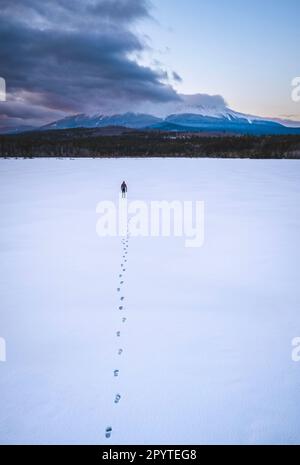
(120, 296, 124, 301)
(117, 288, 120, 292)
(114, 394, 121, 404)
(116, 331, 121, 337)
(118, 349, 123, 355)
(122, 317, 126, 323)
(105, 427, 112, 439)
(114, 370, 119, 377)
(119, 306, 123, 310)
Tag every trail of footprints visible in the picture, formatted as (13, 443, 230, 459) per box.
(105, 231, 129, 440)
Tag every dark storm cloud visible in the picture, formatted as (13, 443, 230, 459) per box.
(88, 0, 151, 22)
(0, 0, 179, 127)
(172, 72, 183, 83)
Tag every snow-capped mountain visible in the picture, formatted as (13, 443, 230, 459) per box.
(42, 112, 162, 130)
(3, 93, 300, 135)
(40, 108, 300, 135)
(38, 93, 300, 134)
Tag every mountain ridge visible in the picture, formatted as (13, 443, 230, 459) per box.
(39, 109, 300, 135)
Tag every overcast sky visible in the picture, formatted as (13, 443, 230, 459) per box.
(0, 0, 299, 129)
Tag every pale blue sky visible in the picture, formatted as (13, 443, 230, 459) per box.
(139, 0, 300, 118)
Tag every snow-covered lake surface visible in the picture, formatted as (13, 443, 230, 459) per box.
(0, 158, 300, 445)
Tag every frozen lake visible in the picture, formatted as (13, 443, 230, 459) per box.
(0, 158, 300, 445)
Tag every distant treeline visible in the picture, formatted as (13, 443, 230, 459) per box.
(1, 128, 300, 159)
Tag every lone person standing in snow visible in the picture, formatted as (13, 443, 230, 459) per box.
(121, 181, 127, 198)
